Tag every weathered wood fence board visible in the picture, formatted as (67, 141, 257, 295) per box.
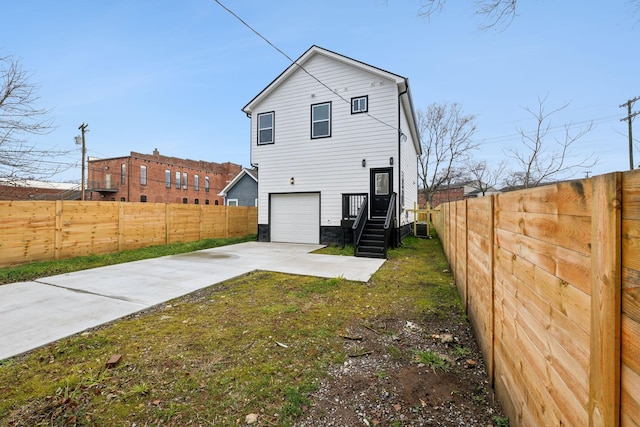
(0, 201, 258, 268)
(433, 170, 640, 427)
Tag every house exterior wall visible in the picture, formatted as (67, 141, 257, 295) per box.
(399, 102, 419, 225)
(87, 150, 241, 205)
(225, 174, 257, 206)
(250, 54, 414, 239)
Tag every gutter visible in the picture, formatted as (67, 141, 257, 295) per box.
(398, 82, 409, 228)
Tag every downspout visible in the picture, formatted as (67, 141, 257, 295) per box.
(398, 83, 408, 241)
(245, 111, 258, 169)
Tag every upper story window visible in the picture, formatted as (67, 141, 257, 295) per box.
(205, 176, 210, 193)
(165, 169, 171, 188)
(257, 112, 274, 145)
(140, 165, 147, 185)
(182, 172, 188, 189)
(175, 171, 181, 189)
(121, 163, 126, 184)
(311, 102, 331, 139)
(351, 96, 368, 114)
(194, 174, 199, 191)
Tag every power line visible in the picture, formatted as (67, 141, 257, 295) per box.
(212, 0, 401, 134)
(620, 96, 640, 170)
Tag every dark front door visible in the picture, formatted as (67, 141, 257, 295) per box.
(370, 168, 393, 218)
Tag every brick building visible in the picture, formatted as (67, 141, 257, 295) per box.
(87, 149, 242, 204)
(421, 180, 501, 208)
(0, 179, 78, 201)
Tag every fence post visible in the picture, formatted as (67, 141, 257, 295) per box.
(54, 200, 63, 260)
(589, 172, 622, 427)
(118, 203, 125, 252)
(489, 194, 496, 387)
(464, 199, 469, 314)
(165, 204, 170, 244)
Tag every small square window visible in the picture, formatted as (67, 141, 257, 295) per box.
(351, 96, 368, 114)
(311, 102, 331, 139)
(140, 195, 147, 203)
(257, 112, 274, 145)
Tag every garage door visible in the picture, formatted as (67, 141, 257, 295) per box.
(271, 193, 320, 244)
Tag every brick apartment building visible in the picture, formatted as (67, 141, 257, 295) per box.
(87, 149, 242, 204)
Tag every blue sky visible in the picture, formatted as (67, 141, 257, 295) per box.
(2, 1, 638, 182)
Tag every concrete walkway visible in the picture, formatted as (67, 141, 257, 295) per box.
(0, 242, 385, 361)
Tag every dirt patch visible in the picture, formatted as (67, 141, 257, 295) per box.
(297, 316, 505, 426)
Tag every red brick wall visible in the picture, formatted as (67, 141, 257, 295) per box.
(87, 150, 242, 204)
(431, 187, 464, 208)
(0, 185, 70, 200)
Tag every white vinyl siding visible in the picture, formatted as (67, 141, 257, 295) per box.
(249, 51, 419, 230)
(271, 193, 319, 244)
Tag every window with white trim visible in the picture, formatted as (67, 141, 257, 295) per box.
(227, 199, 238, 206)
(311, 102, 331, 138)
(351, 96, 368, 114)
(257, 112, 274, 145)
(194, 174, 199, 191)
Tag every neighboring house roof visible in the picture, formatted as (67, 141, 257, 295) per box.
(218, 168, 258, 197)
(242, 45, 421, 156)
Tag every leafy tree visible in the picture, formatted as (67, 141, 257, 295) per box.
(418, 102, 479, 206)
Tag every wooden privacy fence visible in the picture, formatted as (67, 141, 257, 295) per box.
(432, 171, 640, 427)
(0, 201, 258, 268)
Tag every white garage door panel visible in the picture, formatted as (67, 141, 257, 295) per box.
(271, 193, 319, 244)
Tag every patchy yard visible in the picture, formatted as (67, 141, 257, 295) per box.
(0, 236, 506, 426)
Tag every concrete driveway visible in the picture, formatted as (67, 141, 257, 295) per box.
(0, 242, 385, 361)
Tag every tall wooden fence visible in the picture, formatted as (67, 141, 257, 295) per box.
(0, 201, 257, 268)
(432, 171, 640, 427)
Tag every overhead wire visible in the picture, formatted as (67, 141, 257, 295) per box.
(213, 0, 402, 134)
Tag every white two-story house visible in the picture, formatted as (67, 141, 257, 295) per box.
(242, 46, 421, 257)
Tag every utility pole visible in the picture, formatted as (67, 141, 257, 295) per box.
(75, 123, 88, 201)
(620, 97, 640, 170)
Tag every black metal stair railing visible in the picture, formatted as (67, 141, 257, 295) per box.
(351, 195, 368, 256)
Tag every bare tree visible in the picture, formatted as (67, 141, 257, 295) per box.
(418, 102, 479, 206)
(418, 0, 517, 30)
(418, 1, 640, 30)
(466, 159, 507, 195)
(503, 95, 596, 189)
(0, 54, 67, 184)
